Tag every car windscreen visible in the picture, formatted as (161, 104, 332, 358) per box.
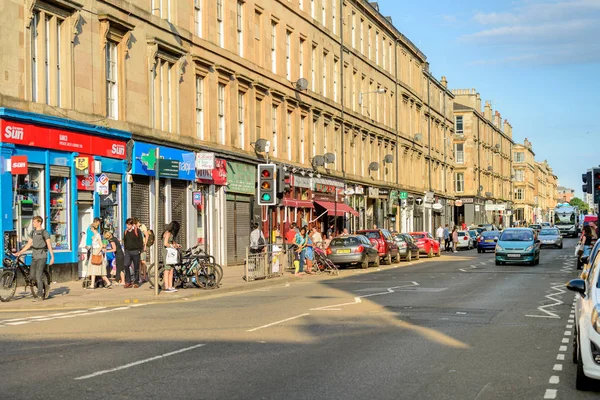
(394, 235, 406, 242)
(500, 231, 534, 241)
(540, 229, 559, 235)
(330, 237, 360, 247)
(410, 234, 425, 239)
(529, 225, 541, 230)
(361, 232, 380, 239)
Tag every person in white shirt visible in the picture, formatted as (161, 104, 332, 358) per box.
(436, 225, 444, 247)
(250, 223, 266, 254)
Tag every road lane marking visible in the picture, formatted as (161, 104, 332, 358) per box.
(247, 313, 310, 332)
(559, 346, 567, 352)
(549, 376, 559, 384)
(566, 324, 573, 329)
(565, 331, 572, 336)
(74, 344, 206, 380)
(561, 338, 569, 343)
(0, 306, 134, 327)
(553, 364, 563, 371)
(557, 354, 565, 361)
(525, 283, 565, 319)
(543, 389, 557, 399)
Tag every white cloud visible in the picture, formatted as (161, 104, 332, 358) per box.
(460, 0, 600, 66)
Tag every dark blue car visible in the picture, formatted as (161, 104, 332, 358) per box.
(477, 231, 501, 253)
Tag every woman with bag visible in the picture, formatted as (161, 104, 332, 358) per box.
(104, 231, 125, 286)
(451, 227, 459, 253)
(162, 221, 181, 293)
(294, 227, 309, 277)
(87, 225, 112, 289)
(580, 225, 594, 259)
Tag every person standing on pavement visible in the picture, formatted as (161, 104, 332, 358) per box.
(123, 218, 144, 288)
(104, 231, 125, 285)
(294, 227, 309, 276)
(250, 223, 266, 254)
(443, 224, 450, 252)
(85, 218, 101, 261)
(16, 216, 54, 301)
(86, 224, 112, 289)
(162, 221, 182, 293)
(451, 227, 459, 253)
(134, 218, 150, 283)
(436, 225, 444, 248)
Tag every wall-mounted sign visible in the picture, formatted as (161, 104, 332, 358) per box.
(461, 198, 474, 204)
(196, 158, 227, 186)
(96, 174, 109, 195)
(355, 186, 364, 195)
(424, 191, 435, 203)
(415, 197, 423, 205)
(432, 203, 443, 210)
(158, 159, 180, 178)
(77, 174, 95, 191)
(20, 200, 34, 216)
(455, 200, 464, 207)
(192, 191, 202, 206)
(10, 156, 28, 175)
(75, 156, 91, 175)
(485, 204, 506, 211)
(132, 142, 195, 180)
(195, 152, 215, 171)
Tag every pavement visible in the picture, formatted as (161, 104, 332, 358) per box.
(1, 242, 596, 400)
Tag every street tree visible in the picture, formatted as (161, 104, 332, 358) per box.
(570, 197, 589, 214)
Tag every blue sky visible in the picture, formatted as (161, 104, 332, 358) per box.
(377, 0, 600, 199)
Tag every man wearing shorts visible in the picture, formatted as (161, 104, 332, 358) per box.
(16, 216, 54, 301)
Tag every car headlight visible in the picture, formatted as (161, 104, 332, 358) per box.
(495, 244, 503, 251)
(524, 245, 533, 251)
(592, 306, 600, 335)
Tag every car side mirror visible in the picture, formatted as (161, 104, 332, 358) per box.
(566, 279, 586, 298)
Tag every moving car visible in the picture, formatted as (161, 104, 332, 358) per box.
(529, 224, 542, 236)
(567, 253, 600, 390)
(326, 235, 379, 269)
(478, 231, 500, 253)
(540, 222, 552, 228)
(393, 233, 420, 262)
(356, 229, 400, 264)
(494, 228, 540, 266)
(409, 232, 441, 258)
(456, 230, 475, 250)
(538, 227, 563, 249)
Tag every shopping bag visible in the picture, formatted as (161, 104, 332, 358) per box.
(91, 254, 103, 265)
(575, 244, 583, 257)
(166, 248, 179, 265)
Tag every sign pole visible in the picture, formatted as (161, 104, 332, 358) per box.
(154, 147, 160, 296)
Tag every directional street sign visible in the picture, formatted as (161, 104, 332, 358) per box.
(158, 159, 180, 178)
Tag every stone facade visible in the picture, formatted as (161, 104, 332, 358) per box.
(557, 186, 575, 204)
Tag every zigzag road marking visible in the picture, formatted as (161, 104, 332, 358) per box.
(526, 283, 565, 319)
(310, 281, 419, 311)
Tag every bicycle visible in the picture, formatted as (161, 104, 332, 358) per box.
(0, 253, 51, 302)
(147, 244, 223, 290)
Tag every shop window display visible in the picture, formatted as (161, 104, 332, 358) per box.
(100, 180, 121, 234)
(13, 166, 44, 250)
(49, 176, 70, 250)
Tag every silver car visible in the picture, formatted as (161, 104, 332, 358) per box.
(538, 228, 563, 249)
(326, 235, 380, 269)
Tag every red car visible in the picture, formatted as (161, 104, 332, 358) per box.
(409, 231, 441, 258)
(355, 229, 400, 264)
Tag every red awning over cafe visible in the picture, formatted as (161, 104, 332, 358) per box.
(282, 198, 314, 208)
(314, 200, 359, 217)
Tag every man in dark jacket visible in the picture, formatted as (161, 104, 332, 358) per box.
(123, 218, 144, 288)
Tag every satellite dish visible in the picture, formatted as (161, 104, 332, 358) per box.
(312, 155, 325, 167)
(414, 133, 423, 142)
(324, 153, 336, 163)
(368, 162, 380, 171)
(383, 154, 394, 164)
(295, 78, 309, 91)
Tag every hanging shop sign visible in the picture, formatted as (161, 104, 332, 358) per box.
(96, 174, 109, 195)
(355, 186, 364, 195)
(196, 158, 227, 186)
(0, 120, 127, 159)
(368, 187, 379, 198)
(132, 142, 195, 180)
(424, 191, 435, 204)
(432, 203, 443, 210)
(195, 152, 215, 171)
(192, 191, 202, 206)
(10, 156, 28, 175)
(455, 200, 463, 207)
(226, 161, 255, 195)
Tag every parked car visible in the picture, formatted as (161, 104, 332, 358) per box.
(326, 235, 379, 269)
(479, 224, 498, 232)
(409, 232, 441, 258)
(477, 231, 500, 253)
(566, 252, 600, 390)
(456, 230, 475, 250)
(538, 228, 563, 249)
(356, 229, 400, 264)
(494, 228, 540, 266)
(467, 230, 480, 248)
(540, 222, 552, 228)
(393, 233, 420, 262)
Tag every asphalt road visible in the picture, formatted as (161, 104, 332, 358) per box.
(0, 238, 596, 400)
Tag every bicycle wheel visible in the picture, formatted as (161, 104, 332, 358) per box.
(147, 263, 165, 288)
(195, 265, 217, 289)
(0, 270, 17, 302)
(212, 263, 223, 286)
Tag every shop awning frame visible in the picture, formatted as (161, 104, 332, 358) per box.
(314, 200, 359, 217)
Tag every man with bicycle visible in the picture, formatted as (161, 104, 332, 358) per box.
(16, 216, 54, 301)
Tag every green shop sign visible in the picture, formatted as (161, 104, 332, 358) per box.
(226, 161, 256, 195)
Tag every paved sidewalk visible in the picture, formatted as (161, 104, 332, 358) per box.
(0, 263, 296, 311)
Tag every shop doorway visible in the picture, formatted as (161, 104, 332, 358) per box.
(77, 197, 93, 278)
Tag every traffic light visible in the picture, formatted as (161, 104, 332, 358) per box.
(277, 165, 291, 197)
(257, 164, 277, 206)
(594, 168, 600, 204)
(583, 172, 592, 194)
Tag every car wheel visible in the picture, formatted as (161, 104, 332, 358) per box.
(415, 251, 420, 260)
(576, 344, 592, 390)
(436, 247, 441, 257)
(383, 252, 392, 265)
(477, 248, 482, 254)
(406, 251, 412, 262)
(372, 255, 380, 268)
(495, 259, 501, 266)
(427, 247, 434, 258)
(361, 257, 369, 269)
(559, 243, 563, 249)
(393, 251, 401, 263)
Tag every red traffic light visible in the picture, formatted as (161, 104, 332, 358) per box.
(261, 169, 272, 178)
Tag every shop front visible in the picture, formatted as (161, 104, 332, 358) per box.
(312, 178, 357, 235)
(131, 142, 195, 262)
(347, 185, 365, 232)
(0, 108, 130, 281)
(195, 154, 227, 265)
(225, 160, 256, 266)
(280, 174, 314, 236)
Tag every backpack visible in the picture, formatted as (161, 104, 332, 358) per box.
(146, 229, 155, 248)
(256, 234, 266, 251)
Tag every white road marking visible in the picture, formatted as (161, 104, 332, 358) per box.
(549, 376, 560, 384)
(525, 283, 565, 319)
(543, 389, 557, 399)
(74, 343, 205, 380)
(557, 354, 565, 361)
(553, 364, 563, 371)
(559, 346, 567, 352)
(247, 313, 310, 332)
(459, 268, 468, 272)
(565, 331, 572, 336)
(0, 306, 136, 327)
(562, 338, 569, 344)
(5, 321, 29, 326)
(568, 319, 574, 323)
(566, 324, 573, 329)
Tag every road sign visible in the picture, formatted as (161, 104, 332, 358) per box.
(399, 191, 408, 200)
(158, 159, 179, 178)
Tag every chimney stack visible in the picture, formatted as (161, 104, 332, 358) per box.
(441, 76, 447, 88)
(484, 101, 492, 121)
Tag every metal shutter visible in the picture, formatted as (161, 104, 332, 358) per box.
(170, 180, 188, 252)
(50, 166, 70, 177)
(235, 197, 251, 263)
(158, 179, 166, 262)
(131, 175, 150, 228)
(226, 199, 236, 265)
